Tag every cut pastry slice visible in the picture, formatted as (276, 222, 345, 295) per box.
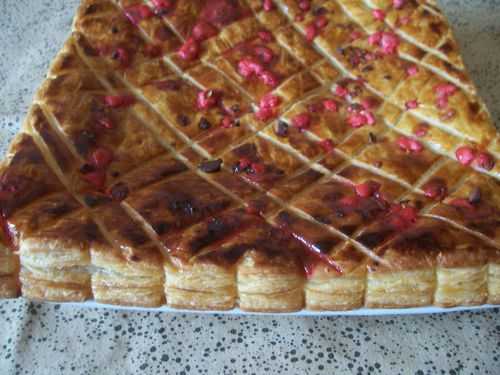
(18, 210, 99, 302)
(1, 0, 500, 313)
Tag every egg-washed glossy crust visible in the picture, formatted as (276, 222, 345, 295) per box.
(1, 0, 500, 311)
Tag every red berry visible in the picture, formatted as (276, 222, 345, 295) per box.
(397, 136, 423, 153)
(298, 0, 310, 11)
(423, 180, 447, 200)
(413, 123, 429, 137)
(455, 146, 476, 166)
(449, 198, 474, 210)
(254, 46, 274, 64)
(263, 0, 274, 11)
(368, 31, 382, 46)
(255, 107, 275, 121)
(151, 0, 174, 12)
(361, 97, 379, 110)
(388, 204, 417, 230)
(393, 0, 406, 9)
(380, 32, 400, 54)
(398, 16, 411, 25)
(335, 85, 348, 97)
(406, 65, 419, 77)
(435, 83, 457, 98)
(372, 9, 385, 21)
(82, 171, 106, 189)
(196, 90, 219, 110)
(90, 148, 114, 169)
(436, 96, 449, 109)
(220, 116, 234, 128)
(259, 70, 279, 87)
(191, 21, 218, 41)
(305, 23, 317, 42)
(258, 30, 273, 43)
(251, 163, 265, 174)
(355, 183, 373, 198)
(405, 99, 419, 110)
(362, 110, 376, 125)
(124, 4, 153, 25)
(350, 30, 362, 41)
(111, 47, 130, 67)
(96, 117, 114, 130)
(259, 94, 280, 110)
(347, 113, 367, 128)
(308, 102, 324, 113)
(237, 58, 263, 78)
(178, 37, 199, 61)
(474, 151, 495, 171)
(104, 95, 135, 108)
(319, 139, 334, 153)
(291, 113, 311, 131)
(322, 99, 337, 112)
(239, 158, 252, 169)
(314, 15, 328, 29)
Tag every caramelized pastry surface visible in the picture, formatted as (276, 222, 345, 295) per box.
(1, 0, 500, 311)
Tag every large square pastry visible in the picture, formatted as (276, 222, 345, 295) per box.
(1, 0, 499, 311)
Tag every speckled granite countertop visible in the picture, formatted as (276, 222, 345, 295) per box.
(1, 1, 500, 374)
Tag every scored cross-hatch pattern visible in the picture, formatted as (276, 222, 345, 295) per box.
(0, 0, 499, 312)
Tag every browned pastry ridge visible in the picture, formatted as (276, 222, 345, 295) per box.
(1, 0, 500, 312)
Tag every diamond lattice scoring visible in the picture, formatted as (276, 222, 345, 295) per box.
(0, 0, 499, 312)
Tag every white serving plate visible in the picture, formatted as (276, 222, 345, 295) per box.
(57, 301, 498, 316)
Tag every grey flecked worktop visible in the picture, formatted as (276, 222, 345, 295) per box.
(1, 1, 500, 374)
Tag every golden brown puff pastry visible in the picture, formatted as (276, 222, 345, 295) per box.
(2, 0, 500, 313)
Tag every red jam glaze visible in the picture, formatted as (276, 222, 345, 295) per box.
(0, 214, 16, 250)
(386, 204, 418, 231)
(275, 211, 343, 276)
